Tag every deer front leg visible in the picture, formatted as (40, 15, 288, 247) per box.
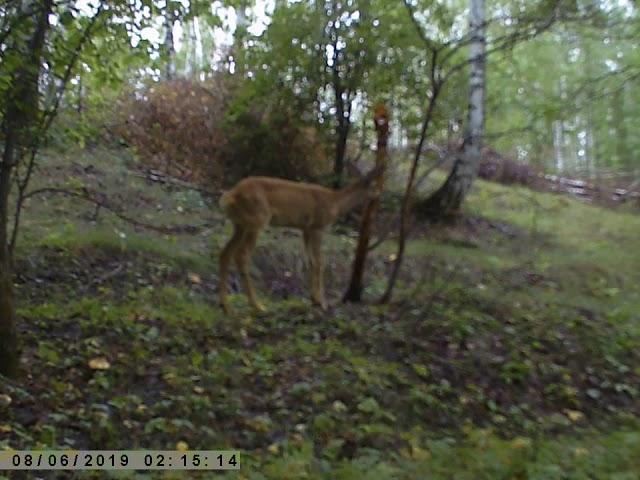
(235, 229, 266, 313)
(304, 230, 327, 310)
(219, 226, 243, 315)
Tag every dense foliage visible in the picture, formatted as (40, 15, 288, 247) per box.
(118, 77, 330, 186)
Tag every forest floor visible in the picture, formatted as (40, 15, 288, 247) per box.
(1, 147, 640, 479)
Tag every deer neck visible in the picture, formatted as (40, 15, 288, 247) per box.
(334, 181, 369, 217)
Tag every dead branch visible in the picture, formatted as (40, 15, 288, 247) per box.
(129, 169, 219, 199)
(21, 187, 220, 235)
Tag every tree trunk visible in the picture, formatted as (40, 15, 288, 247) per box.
(418, 146, 478, 216)
(417, 0, 485, 217)
(343, 105, 388, 302)
(613, 86, 628, 168)
(334, 120, 349, 187)
(0, 140, 19, 377)
(332, 78, 351, 187)
(76, 72, 84, 114)
(0, 0, 52, 377)
(163, 1, 176, 80)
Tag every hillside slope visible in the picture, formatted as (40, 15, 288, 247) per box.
(1, 148, 639, 479)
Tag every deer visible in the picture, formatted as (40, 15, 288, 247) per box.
(218, 165, 383, 314)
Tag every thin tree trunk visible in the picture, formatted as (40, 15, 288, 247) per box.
(380, 79, 440, 304)
(0, 138, 19, 377)
(332, 78, 351, 187)
(0, 0, 52, 377)
(343, 105, 388, 302)
(76, 73, 84, 114)
(553, 119, 564, 171)
(334, 120, 349, 187)
(613, 87, 628, 167)
(417, 0, 485, 217)
(330, 29, 353, 188)
(163, 1, 176, 80)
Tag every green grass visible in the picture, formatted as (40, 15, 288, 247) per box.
(1, 148, 640, 479)
(230, 427, 640, 480)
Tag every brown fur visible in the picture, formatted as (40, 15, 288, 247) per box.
(218, 168, 382, 313)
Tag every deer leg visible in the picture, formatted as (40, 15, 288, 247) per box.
(236, 229, 265, 313)
(305, 230, 327, 310)
(219, 225, 243, 315)
(302, 230, 316, 305)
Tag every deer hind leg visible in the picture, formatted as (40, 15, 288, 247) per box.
(219, 225, 244, 315)
(304, 229, 327, 310)
(235, 228, 266, 313)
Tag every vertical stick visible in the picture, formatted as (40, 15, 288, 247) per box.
(343, 104, 389, 302)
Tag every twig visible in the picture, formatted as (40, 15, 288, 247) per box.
(367, 222, 398, 251)
(83, 264, 124, 292)
(129, 169, 219, 199)
(21, 187, 220, 234)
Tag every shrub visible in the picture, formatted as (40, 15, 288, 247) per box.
(478, 146, 541, 188)
(222, 97, 330, 185)
(117, 77, 229, 187)
(117, 75, 330, 189)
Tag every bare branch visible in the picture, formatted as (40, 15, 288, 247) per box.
(21, 187, 219, 235)
(380, 59, 442, 303)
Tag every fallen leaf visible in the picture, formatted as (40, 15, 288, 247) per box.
(511, 437, 531, 449)
(176, 441, 189, 452)
(88, 357, 111, 370)
(586, 388, 601, 399)
(0, 394, 11, 407)
(163, 373, 178, 386)
(332, 400, 347, 413)
(193, 386, 205, 394)
(410, 446, 431, 461)
(0, 425, 12, 433)
(565, 409, 585, 422)
(267, 443, 279, 454)
(188, 273, 202, 284)
(574, 447, 589, 457)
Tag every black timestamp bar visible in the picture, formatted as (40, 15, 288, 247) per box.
(0, 450, 240, 470)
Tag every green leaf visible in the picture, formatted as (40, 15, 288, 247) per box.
(357, 397, 380, 414)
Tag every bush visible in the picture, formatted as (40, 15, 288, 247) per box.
(117, 76, 330, 189)
(117, 78, 229, 187)
(222, 98, 330, 184)
(478, 146, 541, 188)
